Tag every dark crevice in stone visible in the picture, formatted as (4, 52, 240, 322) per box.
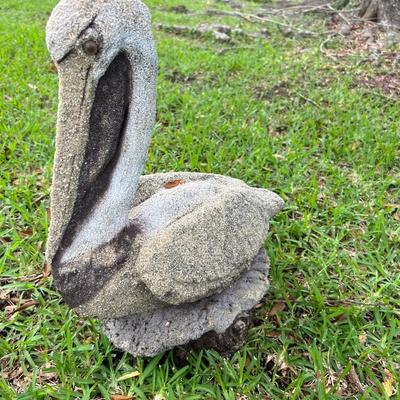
(53, 53, 138, 306)
(53, 223, 141, 308)
(58, 52, 132, 254)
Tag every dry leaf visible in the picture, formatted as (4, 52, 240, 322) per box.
(268, 301, 286, 317)
(111, 396, 134, 400)
(382, 369, 394, 397)
(43, 262, 52, 277)
(38, 370, 58, 384)
(348, 365, 364, 393)
(7, 299, 39, 316)
(384, 203, 400, 209)
(265, 331, 281, 338)
(20, 274, 43, 283)
(332, 314, 347, 324)
(116, 371, 140, 381)
(0, 290, 11, 302)
(19, 228, 33, 238)
(48, 63, 58, 73)
(358, 334, 367, 345)
(164, 179, 185, 189)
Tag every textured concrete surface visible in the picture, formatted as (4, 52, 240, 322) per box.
(46, 0, 157, 265)
(103, 248, 270, 357)
(75, 172, 283, 320)
(45, 0, 284, 356)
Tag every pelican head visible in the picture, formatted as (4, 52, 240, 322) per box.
(45, 0, 158, 266)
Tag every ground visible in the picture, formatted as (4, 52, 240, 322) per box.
(0, 0, 399, 399)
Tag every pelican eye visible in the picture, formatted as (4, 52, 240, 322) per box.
(83, 40, 99, 56)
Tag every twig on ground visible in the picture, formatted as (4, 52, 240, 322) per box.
(295, 91, 321, 108)
(154, 23, 269, 42)
(6, 299, 39, 316)
(327, 4, 351, 25)
(320, 33, 340, 61)
(217, 45, 258, 54)
(206, 8, 319, 37)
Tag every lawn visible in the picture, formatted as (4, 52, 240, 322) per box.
(0, 0, 399, 399)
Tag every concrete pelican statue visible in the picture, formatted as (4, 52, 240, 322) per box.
(45, 0, 284, 356)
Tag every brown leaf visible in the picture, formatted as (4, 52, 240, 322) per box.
(164, 179, 185, 189)
(48, 63, 58, 73)
(332, 314, 347, 324)
(43, 262, 52, 277)
(268, 301, 286, 317)
(20, 274, 43, 283)
(265, 331, 281, 338)
(347, 365, 364, 393)
(382, 369, 394, 397)
(7, 299, 39, 317)
(384, 203, 400, 209)
(358, 333, 367, 345)
(19, 228, 33, 238)
(0, 290, 11, 302)
(38, 370, 58, 384)
(111, 396, 134, 400)
(10, 367, 23, 380)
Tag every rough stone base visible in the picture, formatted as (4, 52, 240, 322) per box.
(102, 248, 269, 357)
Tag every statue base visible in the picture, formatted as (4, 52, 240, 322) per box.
(102, 248, 269, 357)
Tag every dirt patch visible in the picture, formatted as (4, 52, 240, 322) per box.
(323, 20, 400, 63)
(357, 74, 400, 97)
(254, 81, 291, 100)
(169, 5, 189, 14)
(164, 70, 200, 84)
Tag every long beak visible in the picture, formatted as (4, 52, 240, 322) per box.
(46, 53, 131, 265)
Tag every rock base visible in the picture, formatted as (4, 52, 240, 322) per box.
(102, 248, 269, 357)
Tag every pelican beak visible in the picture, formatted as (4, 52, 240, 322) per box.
(46, 52, 131, 264)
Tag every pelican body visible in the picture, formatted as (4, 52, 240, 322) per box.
(46, 0, 284, 356)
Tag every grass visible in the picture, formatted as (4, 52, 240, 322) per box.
(0, 0, 399, 398)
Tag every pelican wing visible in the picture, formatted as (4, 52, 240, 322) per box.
(130, 173, 283, 306)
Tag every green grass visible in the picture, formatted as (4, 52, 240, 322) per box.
(1, 0, 399, 399)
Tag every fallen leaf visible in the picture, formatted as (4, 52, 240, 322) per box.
(116, 371, 140, 381)
(382, 369, 394, 397)
(164, 179, 185, 189)
(358, 333, 367, 345)
(265, 331, 281, 338)
(6, 299, 39, 317)
(111, 396, 134, 400)
(48, 63, 58, 73)
(38, 369, 58, 384)
(332, 314, 347, 324)
(20, 274, 43, 283)
(347, 365, 364, 393)
(43, 262, 52, 277)
(384, 203, 400, 209)
(10, 367, 23, 380)
(0, 290, 11, 302)
(19, 228, 33, 237)
(268, 301, 286, 317)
